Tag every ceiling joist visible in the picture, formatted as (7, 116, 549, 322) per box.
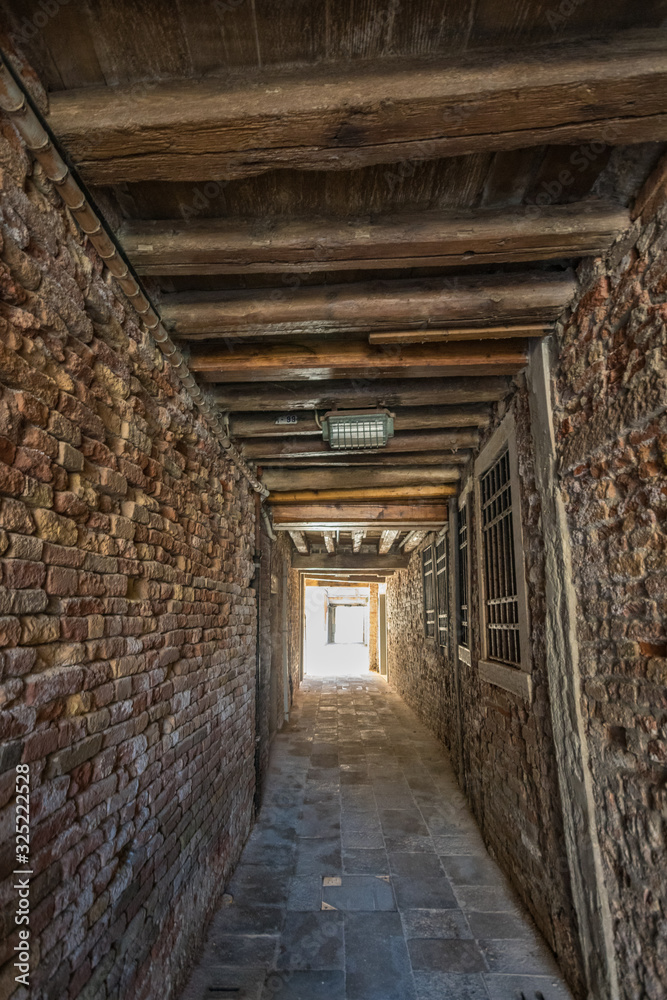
(48, 33, 667, 183)
(228, 406, 490, 437)
(244, 429, 478, 459)
(122, 203, 625, 275)
(190, 340, 528, 382)
(161, 272, 575, 341)
(214, 377, 513, 411)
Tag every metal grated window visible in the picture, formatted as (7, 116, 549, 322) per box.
(480, 449, 520, 667)
(458, 501, 469, 649)
(422, 545, 436, 639)
(435, 534, 449, 649)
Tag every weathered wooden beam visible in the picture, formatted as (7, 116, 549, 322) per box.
(244, 429, 478, 459)
(121, 204, 625, 275)
(323, 531, 336, 554)
(258, 453, 468, 468)
(163, 273, 575, 340)
(263, 467, 459, 491)
(272, 502, 448, 525)
(293, 554, 410, 571)
(191, 341, 527, 382)
(228, 404, 491, 437)
(379, 530, 401, 555)
(368, 324, 549, 345)
(402, 529, 429, 553)
(306, 578, 387, 586)
(50, 34, 667, 183)
(278, 520, 440, 531)
(287, 530, 309, 555)
(352, 529, 366, 553)
(269, 485, 454, 503)
(215, 377, 512, 411)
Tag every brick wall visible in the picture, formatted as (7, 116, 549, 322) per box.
(0, 121, 260, 1000)
(552, 194, 667, 1000)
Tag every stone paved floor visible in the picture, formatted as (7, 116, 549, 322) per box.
(179, 675, 574, 1000)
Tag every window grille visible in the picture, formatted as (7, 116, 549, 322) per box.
(458, 502, 469, 649)
(435, 534, 449, 649)
(422, 545, 436, 639)
(480, 448, 520, 667)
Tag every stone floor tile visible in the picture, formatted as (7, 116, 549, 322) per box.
(467, 910, 540, 940)
(441, 854, 510, 887)
(479, 939, 561, 975)
(341, 827, 386, 849)
(483, 973, 574, 999)
(401, 907, 473, 940)
(322, 874, 396, 911)
(261, 970, 346, 999)
(413, 971, 490, 1000)
(393, 875, 458, 910)
(286, 876, 322, 912)
(342, 848, 389, 874)
(388, 852, 445, 878)
(209, 904, 286, 936)
(206, 934, 279, 967)
(276, 911, 344, 970)
(384, 834, 435, 854)
(454, 886, 524, 914)
(408, 938, 488, 973)
(180, 965, 267, 1000)
(344, 912, 417, 1000)
(432, 832, 487, 856)
(294, 836, 342, 876)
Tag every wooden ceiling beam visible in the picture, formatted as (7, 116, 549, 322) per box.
(368, 324, 549, 345)
(352, 529, 366, 553)
(162, 272, 575, 340)
(190, 340, 527, 382)
(323, 531, 336, 554)
(402, 529, 430, 553)
(49, 34, 667, 183)
(256, 454, 469, 468)
(271, 485, 454, 503)
(243, 428, 478, 459)
(287, 530, 309, 554)
(378, 530, 401, 555)
(121, 204, 625, 275)
(228, 405, 491, 437)
(293, 554, 410, 571)
(263, 467, 459, 491)
(214, 377, 511, 411)
(272, 502, 448, 525)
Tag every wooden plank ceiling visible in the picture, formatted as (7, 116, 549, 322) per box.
(7, 0, 666, 569)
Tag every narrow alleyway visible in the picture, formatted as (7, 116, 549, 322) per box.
(180, 676, 572, 1000)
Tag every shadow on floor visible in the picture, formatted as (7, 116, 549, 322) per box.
(179, 675, 574, 1000)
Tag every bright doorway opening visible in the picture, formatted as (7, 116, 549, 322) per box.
(304, 584, 371, 677)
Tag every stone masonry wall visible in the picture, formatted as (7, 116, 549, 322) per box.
(0, 119, 258, 1000)
(386, 386, 586, 997)
(552, 193, 667, 1000)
